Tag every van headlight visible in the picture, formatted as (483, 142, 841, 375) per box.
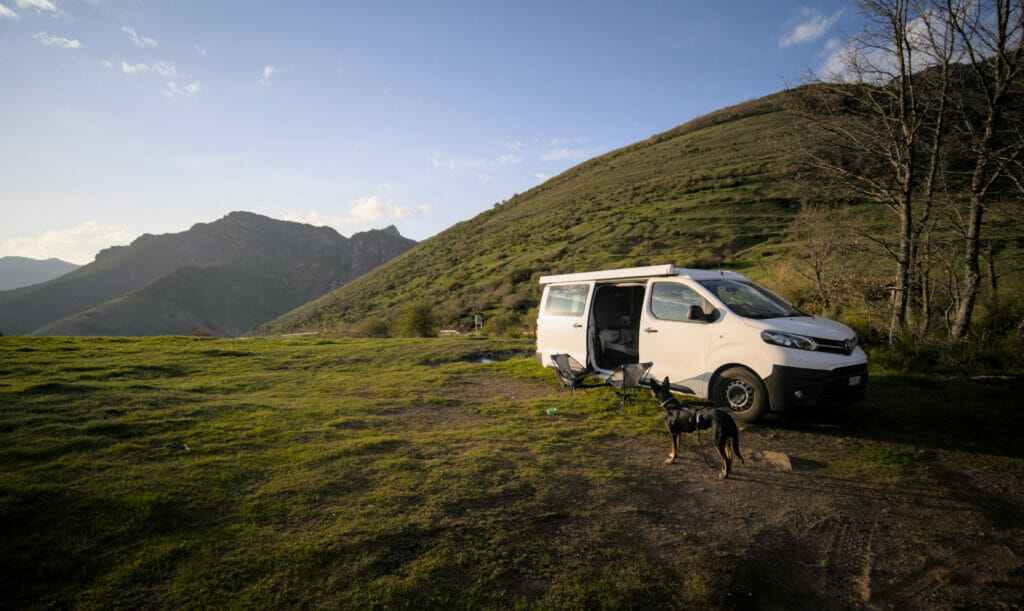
(761, 330, 818, 351)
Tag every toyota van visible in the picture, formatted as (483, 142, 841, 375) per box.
(535, 264, 867, 421)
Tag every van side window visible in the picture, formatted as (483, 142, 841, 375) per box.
(651, 282, 703, 321)
(546, 284, 590, 316)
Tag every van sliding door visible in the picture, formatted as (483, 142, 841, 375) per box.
(639, 281, 713, 396)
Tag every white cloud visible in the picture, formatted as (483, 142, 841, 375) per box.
(285, 195, 428, 235)
(282, 210, 346, 227)
(349, 195, 394, 222)
(534, 173, 551, 181)
(504, 140, 523, 150)
(1, 222, 134, 265)
(0, 3, 18, 19)
(476, 173, 495, 182)
(34, 31, 80, 49)
(121, 60, 178, 78)
(431, 154, 458, 170)
(16, 0, 56, 11)
(120, 61, 146, 74)
(259, 65, 274, 86)
(165, 81, 201, 98)
(818, 10, 948, 82)
(283, 210, 347, 227)
(780, 8, 843, 48)
(541, 147, 588, 161)
(432, 151, 525, 171)
(122, 25, 158, 48)
(823, 37, 842, 53)
(150, 61, 178, 78)
(195, 44, 206, 56)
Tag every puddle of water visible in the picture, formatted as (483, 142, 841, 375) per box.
(468, 351, 531, 364)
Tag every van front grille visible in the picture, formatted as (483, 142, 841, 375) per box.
(812, 336, 857, 355)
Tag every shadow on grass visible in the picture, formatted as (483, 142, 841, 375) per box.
(767, 374, 1024, 459)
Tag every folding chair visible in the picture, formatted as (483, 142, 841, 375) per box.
(550, 353, 601, 399)
(603, 361, 653, 411)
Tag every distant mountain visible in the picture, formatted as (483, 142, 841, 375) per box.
(0, 212, 416, 336)
(0, 256, 79, 291)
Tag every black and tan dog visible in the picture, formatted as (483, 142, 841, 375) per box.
(649, 377, 744, 478)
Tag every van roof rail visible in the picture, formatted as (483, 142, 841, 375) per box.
(538, 264, 676, 284)
(538, 264, 746, 284)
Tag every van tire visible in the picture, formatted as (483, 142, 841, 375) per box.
(712, 367, 768, 423)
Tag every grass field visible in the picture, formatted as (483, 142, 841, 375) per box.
(2, 336, 1023, 607)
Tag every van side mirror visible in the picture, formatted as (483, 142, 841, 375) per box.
(687, 305, 706, 322)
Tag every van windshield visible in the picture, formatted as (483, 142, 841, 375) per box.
(697, 279, 806, 320)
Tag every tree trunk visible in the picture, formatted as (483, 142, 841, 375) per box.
(985, 242, 997, 298)
(889, 191, 913, 343)
(951, 201, 983, 339)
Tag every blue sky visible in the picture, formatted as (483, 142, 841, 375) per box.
(1, 0, 854, 264)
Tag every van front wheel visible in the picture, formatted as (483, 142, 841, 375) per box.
(712, 367, 768, 423)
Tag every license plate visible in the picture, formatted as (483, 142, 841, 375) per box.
(849, 376, 862, 386)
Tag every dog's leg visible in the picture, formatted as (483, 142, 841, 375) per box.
(732, 432, 745, 465)
(665, 434, 678, 464)
(716, 441, 731, 478)
(712, 422, 731, 478)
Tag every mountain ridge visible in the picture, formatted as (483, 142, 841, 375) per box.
(0, 212, 416, 336)
(0, 256, 79, 292)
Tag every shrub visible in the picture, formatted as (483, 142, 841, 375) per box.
(481, 311, 526, 338)
(191, 328, 215, 338)
(396, 303, 438, 338)
(352, 317, 391, 338)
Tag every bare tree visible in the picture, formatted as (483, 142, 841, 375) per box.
(944, 0, 1024, 340)
(792, 0, 949, 343)
(790, 0, 1023, 342)
(790, 203, 863, 313)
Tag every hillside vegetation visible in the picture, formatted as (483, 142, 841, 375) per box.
(255, 93, 868, 335)
(257, 84, 1022, 344)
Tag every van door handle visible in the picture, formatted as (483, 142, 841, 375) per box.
(644, 327, 658, 333)
(573, 322, 583, 328)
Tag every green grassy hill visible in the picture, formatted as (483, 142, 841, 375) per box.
(255, 92, 859, 335)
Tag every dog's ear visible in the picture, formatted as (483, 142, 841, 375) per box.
(662, 376, 669, 388)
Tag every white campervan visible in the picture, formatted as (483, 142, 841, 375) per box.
(535, 264, 867, 421)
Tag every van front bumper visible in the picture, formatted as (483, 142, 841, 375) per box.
(763, 363, 868, 411)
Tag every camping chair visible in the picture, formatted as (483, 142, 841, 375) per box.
(603, 361, 653, 411)
(550, 353, 602, 399)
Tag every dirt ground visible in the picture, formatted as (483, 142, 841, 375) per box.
(616, 419, 1024, 609)
(448, 370, 1024, 607)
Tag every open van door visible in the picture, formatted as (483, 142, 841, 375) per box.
(639, 280, 714, 396)
(536, 282, 594, 367)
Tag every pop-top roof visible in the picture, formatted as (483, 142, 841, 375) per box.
(538, 264, 745, 285)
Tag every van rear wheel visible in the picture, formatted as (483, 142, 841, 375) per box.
(712, 367, 768, 423)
